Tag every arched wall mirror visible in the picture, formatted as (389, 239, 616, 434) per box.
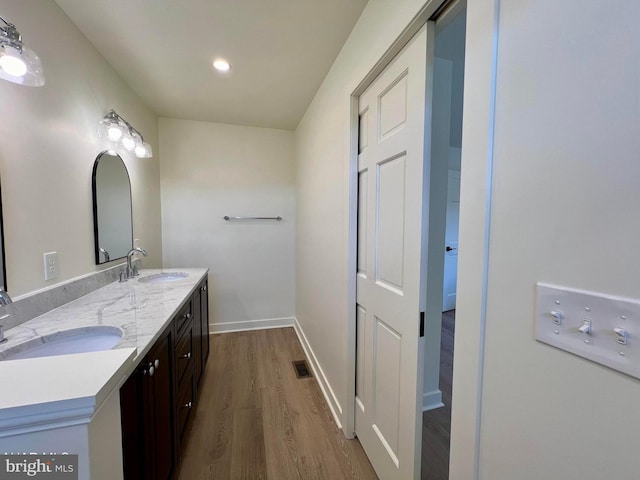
(92, 151, 133, 264)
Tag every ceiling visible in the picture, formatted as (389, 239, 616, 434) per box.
(55, 0, 368, 130)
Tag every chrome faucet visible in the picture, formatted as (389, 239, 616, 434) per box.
(127, 247, 148, 278)
(0, 289, 12, 306)
(0, 301, 10, 344)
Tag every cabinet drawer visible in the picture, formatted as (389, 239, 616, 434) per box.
(174, 301, 192, 337)
(176, 374, 194, 445)
(175, 324, 193, 385)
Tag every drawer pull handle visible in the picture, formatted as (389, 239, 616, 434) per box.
(183, 401, 192, 409)
(180, 352, 191, 360)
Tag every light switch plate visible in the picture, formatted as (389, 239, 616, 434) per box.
(43, 252, 59, 281)
(535, 283, 640, 379)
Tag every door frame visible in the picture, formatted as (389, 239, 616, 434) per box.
(345, 0, 499, 478)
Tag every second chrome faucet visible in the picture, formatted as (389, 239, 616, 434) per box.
(126, 247, 148, 279)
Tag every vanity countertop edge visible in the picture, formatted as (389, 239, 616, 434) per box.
(0, 267, 208, 435)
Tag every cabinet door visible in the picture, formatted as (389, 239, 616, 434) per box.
(201, 280, 210, 363)
(192, 287, 203, 390)
(146, 329, 174, 480)
(120, 368, 145, 480)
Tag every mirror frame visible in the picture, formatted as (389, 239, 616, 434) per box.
(91, 151, 133, 265)
(0, 183, 7, 292)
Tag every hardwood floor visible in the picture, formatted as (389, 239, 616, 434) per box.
(174, 327, 377, 480)
(421, 310, 455, 480)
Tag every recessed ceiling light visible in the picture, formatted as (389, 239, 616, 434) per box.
(213, 59, 231, 72)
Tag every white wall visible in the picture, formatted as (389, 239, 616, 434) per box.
(0, 0, 162, 296)
(159, 118, 295, 329)
(453, 0, 640, 478)
(295, 0, 433, 426)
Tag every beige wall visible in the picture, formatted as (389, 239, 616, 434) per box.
(297, 0, 640, 478)
(295, 0, 430, 425)
(0, 0, 162, 296)
(159, 118, 295, 328)
(455, 0, 640, 478)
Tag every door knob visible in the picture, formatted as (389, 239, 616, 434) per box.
(446, 245, 457, 252)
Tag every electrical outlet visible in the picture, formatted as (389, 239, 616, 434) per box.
(43, 252, 59, 281)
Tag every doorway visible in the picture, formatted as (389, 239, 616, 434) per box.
(421, 5, 466, 480)
(350, 1, 467, 479)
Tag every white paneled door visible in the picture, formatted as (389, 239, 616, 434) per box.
(443, 169, 461, 311)
(355, 25, 429, 479)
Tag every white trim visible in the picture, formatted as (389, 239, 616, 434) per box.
(210, 317, 295, 334)
(293, 318, 343, 430)
(448, 1, 498, 478)
(422, 389, 444, 411)
(0, 406, 95, 438)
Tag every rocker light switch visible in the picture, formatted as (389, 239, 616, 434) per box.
(535, 283, 640, 379)
(614, 328, 628, 345)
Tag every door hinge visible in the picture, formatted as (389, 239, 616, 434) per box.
(420, 312, 425, 337)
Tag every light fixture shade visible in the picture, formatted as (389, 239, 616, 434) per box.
(135, 141, 153, 158)
(98, 116, 124, 141)
(0, 20, 44, 87)
(121, 131, 136, 151)
(99, 109, 152, 158)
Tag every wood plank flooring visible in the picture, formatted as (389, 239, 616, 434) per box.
(421, 310, 455, 480)
(174, 328, 377, 480)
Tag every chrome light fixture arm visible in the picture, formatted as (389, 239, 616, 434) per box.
(0, 16, 23, 52)
(0, 14, 45, 86)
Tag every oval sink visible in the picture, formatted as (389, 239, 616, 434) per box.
(1, 326, 124, 361)
(137, 272, 189, 284)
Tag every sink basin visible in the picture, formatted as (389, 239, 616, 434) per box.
(1, 326, 124, 361)
(137, 272, 189, 284)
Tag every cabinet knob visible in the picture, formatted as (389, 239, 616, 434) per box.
(202, 285, 207, 292)
(147, 365, 155, 377)
(180, 352, 191, 360)
(184, 312, 191, 320)
(183, 401, 192, 409)
(154, 359, 160, 369)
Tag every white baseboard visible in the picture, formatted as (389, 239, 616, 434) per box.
(423, 389, 444, 412)
(293, 318, 343, 430)
(210, 317, 295, 334)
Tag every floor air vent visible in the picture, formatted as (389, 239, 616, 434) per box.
(293, 360, 312, 379)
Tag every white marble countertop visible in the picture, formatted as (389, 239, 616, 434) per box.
(0, 268, 207, 434)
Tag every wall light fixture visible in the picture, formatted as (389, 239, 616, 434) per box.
(0, 15, 44, 87)
(99, 110, 153, 158)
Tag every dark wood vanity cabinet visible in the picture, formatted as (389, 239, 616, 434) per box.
(120, 277, 210, 480)
(120, 324, 174, 480)
(192, 279, 210, 393)
(200, 280, 210, 374)
(173, 300, 194, 452)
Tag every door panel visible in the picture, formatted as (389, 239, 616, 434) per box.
(376, 154, 406, 292)
(356, 305, 367, 404)
(355, 24, 429, 480)
(379, 72, 408, 140)
(357, 170, 368, 276)
(373, 316, 402, 463)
